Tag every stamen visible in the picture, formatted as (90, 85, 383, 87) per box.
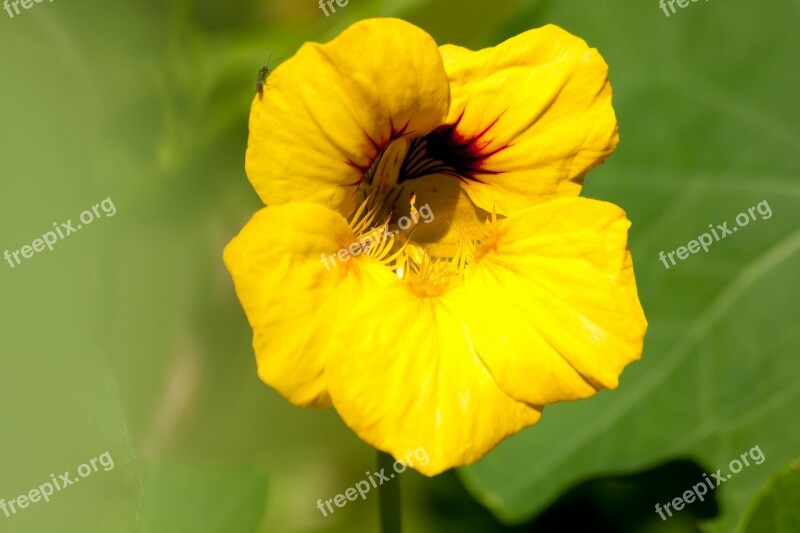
(346, 196, 404, 268)
(400, 230, 476, 297)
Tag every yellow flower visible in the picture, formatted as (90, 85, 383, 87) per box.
(224, 18, 647, 476)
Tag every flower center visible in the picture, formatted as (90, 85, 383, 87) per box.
(350, 125, 499, 296)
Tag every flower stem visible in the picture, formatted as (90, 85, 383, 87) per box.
(377, 450, 401, 533)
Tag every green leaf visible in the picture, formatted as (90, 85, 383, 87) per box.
(459, 0, 800, 532)
(736, 460, 800, 533)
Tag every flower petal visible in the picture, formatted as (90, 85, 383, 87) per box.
(326, 284, 541, 476)
(438, 25, 619, 214)
(223, 203, 397, 408)
(247, 18, 450, 215)
(457, 197, 646, 406)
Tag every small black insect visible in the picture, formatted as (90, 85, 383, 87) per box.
(256, 56, 281, 97)
(256, 66, 270, 95)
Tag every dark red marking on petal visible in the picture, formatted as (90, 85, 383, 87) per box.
(398, 109, 511, 184)
(349, 119, 414, 187)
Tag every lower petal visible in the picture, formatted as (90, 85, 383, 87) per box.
(458, 197, 647, 406)
(326, 284, 541, 476)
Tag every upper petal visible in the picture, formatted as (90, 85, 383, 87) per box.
(455, 197, 647, 406)
(326, 284, 541, 476)
(223, 203, 397, 408)
(438, 25, 619, 214)
(247, 18, 450, 215)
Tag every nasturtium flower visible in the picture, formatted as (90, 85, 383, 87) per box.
(224, 18, 647, 476)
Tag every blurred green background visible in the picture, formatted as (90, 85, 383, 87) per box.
(1, 0, 798, 531)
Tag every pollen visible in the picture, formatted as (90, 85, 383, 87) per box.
(400, 235, 475, 298)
